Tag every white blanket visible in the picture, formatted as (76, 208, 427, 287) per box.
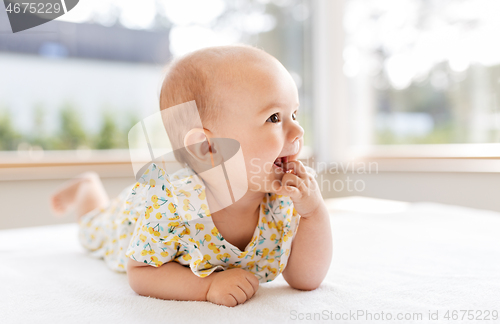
(1, 197, 499, 323)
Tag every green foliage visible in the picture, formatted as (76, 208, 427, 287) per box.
(0, 101, 141, 151)
(53, 102, 88, 150)
(95, 111, 122, 149)
(0, 108, 21, 150)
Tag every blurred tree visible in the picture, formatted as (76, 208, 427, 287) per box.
(55, 102, 88, 150)
(95, 110, 122, 149)
(0, 108, 22, 150)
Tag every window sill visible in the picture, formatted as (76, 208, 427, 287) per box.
(0, 146, 316, 181)
(346, 144, 500, 173)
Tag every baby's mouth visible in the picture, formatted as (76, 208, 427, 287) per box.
(273, 156, 288, 171)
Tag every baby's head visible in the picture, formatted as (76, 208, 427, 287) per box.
(160, 44, 304, 193)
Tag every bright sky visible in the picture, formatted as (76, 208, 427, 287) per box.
(344, 0, 500, 89)
(57, 0, 275, 57)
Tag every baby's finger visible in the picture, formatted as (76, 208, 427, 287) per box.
(273, 182, 302, 200)
(238, 280, 255, 299)
(284, 160, 308, 179)
(231, 286, 248, 305)
(245, 273, 260, 293)
(220, 294, 238, 307)
(281, 173, 305, 190)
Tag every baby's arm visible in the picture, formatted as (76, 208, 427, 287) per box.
(127, 258, 260, 306)
(281, 203, 333, 291)
(127, 258, 212, 301)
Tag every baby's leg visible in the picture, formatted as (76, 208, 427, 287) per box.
(50, 172, 110, 220)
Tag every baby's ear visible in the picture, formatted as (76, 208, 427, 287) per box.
(183, 128, 214, 165)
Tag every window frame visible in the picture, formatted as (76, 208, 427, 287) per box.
(311, 0, 500, 172)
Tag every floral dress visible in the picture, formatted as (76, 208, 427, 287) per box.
(78, 162, 314, 283)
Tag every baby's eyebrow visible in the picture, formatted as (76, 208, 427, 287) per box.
(259, 102, 299, 114)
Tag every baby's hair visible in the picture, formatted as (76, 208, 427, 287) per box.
(159, 44, 274, 167)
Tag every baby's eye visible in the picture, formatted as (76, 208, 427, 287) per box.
(266, 113, 280, 123)
(292, 111, 297, 120)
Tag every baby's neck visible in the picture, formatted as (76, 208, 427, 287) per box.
(204, 182, 265, 221)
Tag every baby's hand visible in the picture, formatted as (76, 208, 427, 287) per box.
(206, 268, 260, 307)
(271, 160, 323, 219)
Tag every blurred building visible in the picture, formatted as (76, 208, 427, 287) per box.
(0, 19, 171, 136)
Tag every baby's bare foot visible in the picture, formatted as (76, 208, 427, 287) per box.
(50, 172, 109, 219)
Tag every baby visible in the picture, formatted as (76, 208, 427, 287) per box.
(50, 44, 333, 307)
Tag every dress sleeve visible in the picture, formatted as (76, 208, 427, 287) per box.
(125, 163, 187, 267)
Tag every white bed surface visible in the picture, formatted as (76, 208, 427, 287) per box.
(1, 197, 499, 324)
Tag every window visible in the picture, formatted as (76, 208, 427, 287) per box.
(344, 0, 500, 147)
(0, 0, 313, 162)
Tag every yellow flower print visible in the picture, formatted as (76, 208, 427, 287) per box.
(195, 223, 204, 235)
(268, 266, 278, 275)
(182, 199, 194, 211)
(204, 234, 211, 242)
(149, 179, 156, 187)
(165, 187, 173, 197)
(153, 203, 160, 209)
(139, 234, 147, 242)
(168, 215, 180, 221)
(247, 261, 256, 270)
(168, 202, 176, 213)
(216, 253, 231, 263)
(262, 248, 269, 258)
(198, 190, 206, 200)
(177, 189, 191, 197)
(208, 242, 221, 254)
(283, 230, 293, 242)
(155, 212, 162, 220)
(182, 254, 192, 261)
(151, 256, 163, 267)
(211, 227, 223, 240)
(193, 184, 202, 190)
(151, 195, 158, 203)
(202, 254, 213, 268)
(185, 213, 192, 221)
